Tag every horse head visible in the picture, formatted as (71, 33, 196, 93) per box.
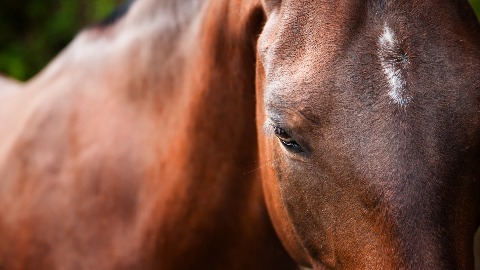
(255, 1, 480, 269)
(0, 0, 479, 269)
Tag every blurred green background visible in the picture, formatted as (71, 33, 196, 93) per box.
(0, 0, 122, 81)
(0, 0, 479, 81)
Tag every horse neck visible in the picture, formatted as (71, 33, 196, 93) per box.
(129, 0, 266, 192)
(120, 0, 294, 268)
(25, 0, 265, 207)
(20, 1, 294, 268)
(137, 1, 295, 268)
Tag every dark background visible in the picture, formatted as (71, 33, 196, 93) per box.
(0, 0, 122, 81)
(0, 0, 479, 81)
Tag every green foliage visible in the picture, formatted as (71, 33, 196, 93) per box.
(0, 1, 121, 81)
(0, 1, 480, 81)
(471, 0, 480, 20)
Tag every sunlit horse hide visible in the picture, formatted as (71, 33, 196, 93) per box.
(0, 0, 479, 269)
(0, 75, 20, 95)
(0, 1, 294, 269)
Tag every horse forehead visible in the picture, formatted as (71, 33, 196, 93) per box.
(259, 0, 461, 66)
(259, 1, 380, 84)
(260, 6, 376, 115)
(259, 4, 351, 97)
(260, 2, 478, 98)
(260, 1, 358, 54)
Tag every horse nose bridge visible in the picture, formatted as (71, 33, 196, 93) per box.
(345, 149, 479, 268)
(354, 151, 456, 217)
(347, 175, 465, 270)
(343, 103, 473, 184)
(380, 208, 467, 270)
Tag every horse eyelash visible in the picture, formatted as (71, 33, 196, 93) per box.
(262, 119, 293, 137)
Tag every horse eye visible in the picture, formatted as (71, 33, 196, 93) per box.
(273, 127, 304, 153)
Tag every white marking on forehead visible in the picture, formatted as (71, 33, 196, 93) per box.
(381, 26, 395, 45)
(378, 24, 411, 106)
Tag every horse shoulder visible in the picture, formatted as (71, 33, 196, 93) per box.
(0, 74, 21, 94)
(0, 79, 158, 269)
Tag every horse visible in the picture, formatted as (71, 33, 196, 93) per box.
(257, 0, 480, 268)
(0, 0, 479, 269)
(0, 74, 20, 94)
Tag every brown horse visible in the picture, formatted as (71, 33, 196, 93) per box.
(0, 0, 479, 269)
(0, 75, 20, 94)
(0, 1, 294, 269)
(257, 1, 480, 269)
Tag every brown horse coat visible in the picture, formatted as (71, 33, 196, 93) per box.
(0, 0, 479, 269)
(0, 75, 20, 94)
(256, 0, 480, 269)
(0, 0, 294, 269)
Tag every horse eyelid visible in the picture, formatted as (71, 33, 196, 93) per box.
(262, 119, 291, 136)
(262, 120, 307, 155)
